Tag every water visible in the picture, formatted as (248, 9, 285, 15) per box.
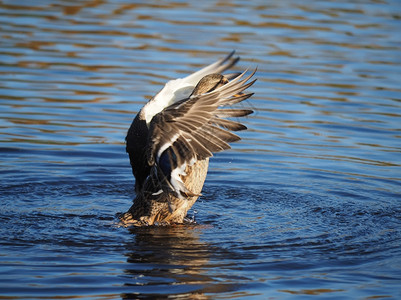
(1, 0, 401, 298)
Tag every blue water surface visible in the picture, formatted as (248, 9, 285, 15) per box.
(1, 0, 400, 299)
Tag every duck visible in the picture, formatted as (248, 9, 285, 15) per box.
(119, 51, 256, 226)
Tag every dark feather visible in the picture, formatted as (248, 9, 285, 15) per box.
(211, 118, 248, 131)
(215, 109, 253, 118)
(148, 69, 256, 170)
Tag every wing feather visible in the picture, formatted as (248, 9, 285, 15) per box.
(145, 68, 256, 197)
(211, 118, 248, 131)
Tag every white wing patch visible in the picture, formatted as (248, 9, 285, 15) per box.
(143, 79, 195, 126)
(170, 163, 188, 195)
(169, 156, 199, 199)
(142, 52, 239, 126)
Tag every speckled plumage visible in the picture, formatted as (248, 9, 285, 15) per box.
(119, 52, 256, 226)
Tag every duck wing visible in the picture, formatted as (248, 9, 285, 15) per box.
(127, 52, 241, 191)
(141, 51, 240, 126)
(182, 50, 239, 86)
(146, 69, 256, 198)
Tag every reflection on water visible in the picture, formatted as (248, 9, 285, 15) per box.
(1, 0, 401, 299)
(123, 226, 213, 299)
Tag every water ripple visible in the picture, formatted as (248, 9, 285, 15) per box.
(1, 0, 401, 299)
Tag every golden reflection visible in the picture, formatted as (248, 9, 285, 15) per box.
(66, 51, 77, 58)
(7, 118, 50, 125)
(17, 61, 50, 69)
(14, 61, 120, 72)
(15, 40, 55, 51)
(9, 137, 79, 146)
(0, 3, 42, 11)
(136, 15, 152, 20)
(216, 0, 241, 8)
(73, 90, 109, 96)
(260, 13, 306, 20)
(60, 0, 105, 15)
(63, 6, 82, 16)
(113, 4, 139, 15)
(41, 96, 107, 103)
(279, 288, 345, 295)
(269, 50, 293, 57)
(221, 33, 242, 42)
(72, 43, 96, 49)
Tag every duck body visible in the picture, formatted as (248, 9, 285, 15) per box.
(120, 52, 255, 226)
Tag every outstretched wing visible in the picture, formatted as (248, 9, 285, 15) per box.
(141, 51, 240, 126)
(147, 69, 256, 198)
(127, 52, 242, 194)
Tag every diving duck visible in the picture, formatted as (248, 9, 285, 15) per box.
(119, 51, 256, 226)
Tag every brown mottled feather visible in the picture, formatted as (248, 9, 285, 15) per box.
(120, 52, 256, 226)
